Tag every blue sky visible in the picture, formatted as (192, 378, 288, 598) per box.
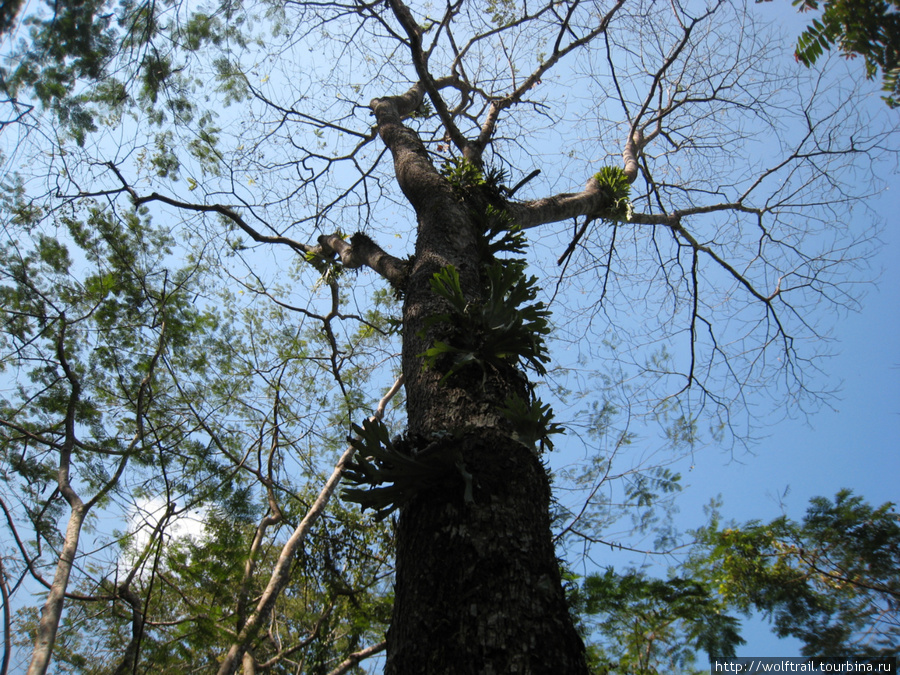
(609, 0, 900, 657)
(538, 0, 900, 657)
(540, 2, 900, 657)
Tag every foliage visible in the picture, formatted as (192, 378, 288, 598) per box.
(0, 0, 24, 36)
(791, 0, 900, 106)
(440, 159, 526, 256)
(342, 419, 474, 519)
(689, 490, 900, 657)
(440, 157, 489, 190)
(15, 500, 392, 673)
(570, 491, 899, 671)
(0, 174, 396, 671)
(0, 0, 893, 670)
(499, 394, 565, 451)
(593, 166, 633, 220)
(421, 262, 552, 381)
(0, 202, 219, 481)
(570, 568, 744, 674)
(480, 204, 528, 257)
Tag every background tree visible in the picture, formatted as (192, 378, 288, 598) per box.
(788, 0, 900, 107)
(568, 491, 899, 673)
(0, 184, 398, 672)
(689, 490, 900, 658)
(569, 568, 743, 674)
(0, 200, 217, 673)
(0, 0, 894, 672)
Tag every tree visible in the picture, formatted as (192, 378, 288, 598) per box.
(0, 0, 892, 673)
(790, 0, 900, 107)
(569, 568, 744, 674)
(690, 490, 900, 658)
(0, 204, 217, 674)
(568, 491, 899, 672)
(0, 187, 398, 672)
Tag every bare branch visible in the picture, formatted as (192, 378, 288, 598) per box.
(216, 375, 404, 675)
(325, 640, 388, 675)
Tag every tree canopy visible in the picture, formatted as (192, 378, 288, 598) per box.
(0, 0, 894, 672)
(692, 490, 900, 659)
(570, 491, 899, 673)
(791, 0, 900, 107)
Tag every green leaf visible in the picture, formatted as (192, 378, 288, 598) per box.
(421, 262, 552, 382)
(342, 419, 473, 519)
(499, 394, 565, 451)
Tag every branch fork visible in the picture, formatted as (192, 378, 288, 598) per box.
(316, 232, 410, 290)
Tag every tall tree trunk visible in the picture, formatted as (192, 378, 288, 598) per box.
(28, 503, 86, 675)
(386, 222, 588, 673)
(372, 90, 589, 673)
(386, 431, 588, 673)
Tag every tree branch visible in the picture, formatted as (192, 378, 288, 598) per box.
(508, 178, 624, 230)
(216, 376, 404, 675)
(317, 232, 409, 289)
(387, 0, 470, 158)
(325, 640, 388, 675)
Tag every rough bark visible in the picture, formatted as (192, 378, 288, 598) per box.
(508, 177, 622, 231)
(387, 432, 588, 674)
(317, 232, 409, 289)
(372, 87, 589, 673)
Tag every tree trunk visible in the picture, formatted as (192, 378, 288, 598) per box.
(368, 84, 588, 672)
(379, 126, 588, 674)
(28, 503, 86, 675)
(385, 429, 588, 673)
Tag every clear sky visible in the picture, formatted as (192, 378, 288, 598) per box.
(548, 0, 900, 657)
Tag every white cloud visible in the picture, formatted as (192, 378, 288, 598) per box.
(117, 497, 208, 578)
